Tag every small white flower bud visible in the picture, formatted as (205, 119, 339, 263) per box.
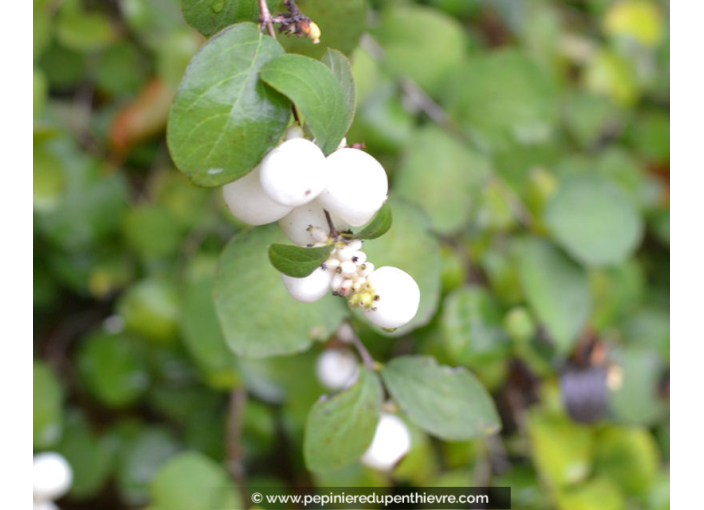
(260, 138, 327, 207)
(340, 261, 357, 277)
(330, 273, 344, 292)
(318, 149, 389, 227)
(33, 452, 73, 502)
(339, 278, 354, 296)
(358, 262, 374, 277)
(363, 267, 420, 329)
(222, 166, 292, 225)
(337, 247, 355, 261)
(324, 258, 341, 272)
(285, 125, 304, 140)
(281, 267, 332, 303)
(361, 413, 411, 471)
(351, 251, 367, 264)
(347, 239, 363, 251)
(315, 348, 359, 390)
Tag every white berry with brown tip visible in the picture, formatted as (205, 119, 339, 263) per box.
(222, 166, 292, 225)
(281, 267, 333, 303)
(260, 138, 327, 207)
(363, 266, 420, 329)
(318, 148, 389, 227)
(278, 200, 348, 246)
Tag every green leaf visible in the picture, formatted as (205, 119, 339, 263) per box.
(214, 225, 348, 357)
(395, 126, 490, 234)
(528, 410, 594, 487)
(268, 243, 334, 277)
(444, 49, 558, 151)
(56, 0, 118, 52)
(594, 426, 659, 496)
(117, 428, 182, 505)
(150, 451, 241, 510)
(77, 332, 149, 408)
(304, 367, 382, 472)
(118, 279, 181, 344)
(181, 278, 240, 389)
(441, 286, 512, 367)
(517, 238, 591, 353)
(260, 53, 349, 155)
(122, 205, 185, 262)
(545, 174, 644, 266)
(167, 23, 291, 187)
(55, 411, 114, 499)
(381, 356, 501, 441)
(182, 0, 280, 37)
(356, 200, 441, 335)
(279, 0, 368, 59)
(374, 5, 467, 97)
(555, 478, 625, 510)
(322, 49, 357, 133)
(609, 346, 665, 426)
(351, 202, 392, 240)
(33, 361, 64, 449)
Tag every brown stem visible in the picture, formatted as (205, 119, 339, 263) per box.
(258, 0, 277, 38)
(323, 209, 339, 239)
(226, 388, 248, 493)
(350, 330, 376, 371)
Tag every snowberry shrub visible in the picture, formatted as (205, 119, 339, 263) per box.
(166, 2, 501, 476)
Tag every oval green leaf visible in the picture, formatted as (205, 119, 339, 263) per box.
(304, 367, 382, 472)
(545, 173, 644, 267)
(260, 53, 349, 154)
(517, 238, 591, 354)
(167, 23, 291, 187)
(214, 225, 349, 357)
(268, 243, 334, 277)
(322, 49, 357, 133)
(381, 356, 501, 441)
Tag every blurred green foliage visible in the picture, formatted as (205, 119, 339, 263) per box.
(34, 0, 669, 509)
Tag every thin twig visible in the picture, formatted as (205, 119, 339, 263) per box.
(258, 0, 277, 38)
(350, 331, 376, 371)
(323, 209, 339, 239)
(226, 388, 248, 493)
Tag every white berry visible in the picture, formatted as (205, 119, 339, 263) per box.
(222, 166, 292, 225)
(260, 138, 327, 207)
(361, 413, 411, 471)
(281, 267, 332, 303)
(34, 502, 58, 510)
(363, 267, 420, 329)
(278, 200, 348, 246)
(318, 149, 388, 227)
(33, 452, 73, 502)
(315, 348, 359, 390)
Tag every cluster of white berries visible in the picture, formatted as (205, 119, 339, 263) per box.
(33, 452, 73, 510)
(223, 126, 420, 329)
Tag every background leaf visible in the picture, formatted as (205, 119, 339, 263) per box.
(214, 225, 349, 357)
(260, 53, 349, 154)
(33, 361, 64, 449)
(381, 356, 501, 441)
(517, 238, 591, 354)
(304, 367, 382, 472)
(545, 173, 644, 266)
(167, 23, 291, 187)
